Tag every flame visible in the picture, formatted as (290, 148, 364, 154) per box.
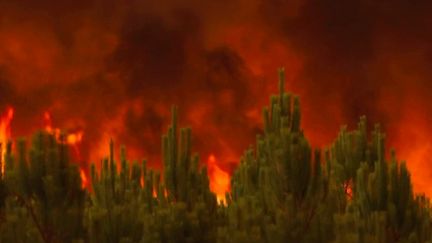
(43, 111, 84, 156)
(67, 131, 84, 145)
(44, 111, 58, 135)
(0, 107, 14, 174)
(44, 111, 87, 188)
(207, 154, 230, 203)
(80, 168, 89, 189)
(390, 103, 432, 197)
(0, 0, 430, 202)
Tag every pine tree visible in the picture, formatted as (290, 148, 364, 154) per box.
(0, 68, 430, 243)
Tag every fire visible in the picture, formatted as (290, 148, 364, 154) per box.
(1, 108, 86, 188)
(207, 154, 230, 203)
(0, 107, 14, 174)
(390, 103, 432, 197)
(43, 111, 87, 188)
(44, 111, 83, 152)
(67, 131, 84, 145)
(80, 168, 89, 189)
(44, 111, 58, 134)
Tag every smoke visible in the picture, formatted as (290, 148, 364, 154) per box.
(259, 0, 432, 193)
(260, 0, 432, 128)
(0, 0, 431, 193)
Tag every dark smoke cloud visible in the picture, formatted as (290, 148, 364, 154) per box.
(256, 0, 432, 194)
(0, 0, 431, 191)
(0, 0, 260, 165)
(261, 0, 379, 123)
(258, 0, 432, 141)
(113, 16, 187, 95)
(107, 9, 260, 167)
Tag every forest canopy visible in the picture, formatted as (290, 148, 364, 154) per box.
(0, 69, 430, 243)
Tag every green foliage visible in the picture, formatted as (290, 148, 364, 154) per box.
(0, 132, 86, 243)
(0, 68, 430, 243)
(86, 106, 218, 243)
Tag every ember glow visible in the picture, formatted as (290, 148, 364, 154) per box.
(0, 0, 431, 198)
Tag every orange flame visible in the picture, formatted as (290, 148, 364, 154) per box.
(44, 111, 87, 188)
(0, 107, 14, 174)
(43, 111, 83, 154)
(80, 168, 89, 189)
(67, 131, 84, 145)
(44, 111, 58, 135)
(391, 104, 432, 197)
(207, 154, 230, 204)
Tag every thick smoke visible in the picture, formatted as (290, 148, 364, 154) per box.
(260, 0, 432, 130)
(259, 0, 432, 193)
(0, 0, 431, 192)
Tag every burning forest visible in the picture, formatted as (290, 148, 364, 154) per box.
(0, 0, 432, 242)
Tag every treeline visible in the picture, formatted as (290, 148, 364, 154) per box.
(0, 69, 430, 243)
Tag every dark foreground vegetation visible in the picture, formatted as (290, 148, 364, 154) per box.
(0, 69, 430, 243)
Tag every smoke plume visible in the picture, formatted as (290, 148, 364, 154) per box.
(0, 0, 431, 194)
